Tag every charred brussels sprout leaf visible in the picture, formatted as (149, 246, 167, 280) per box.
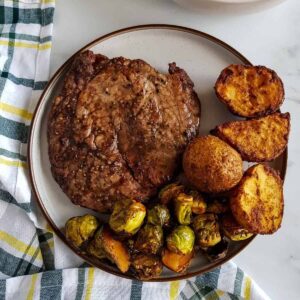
(134, 224, 163, 255)
(174, 193, 193, 225)
(65, 214, 99, 248)
(205, 238, 229, 261)
(109, 199, 146, 235)
(190, 190, 207, 214)
(221, 214, 253, 241)
(159, 183, 185, 205)
(193, 214, 221, 248)
(166, 225, 195, 255)
(147, 204, 170, 227)
(131, 254, 163, 280)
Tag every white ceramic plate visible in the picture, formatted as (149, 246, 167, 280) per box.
(28, 25, 286, 281)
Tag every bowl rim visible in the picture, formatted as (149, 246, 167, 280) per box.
(27, 24, 287, 282)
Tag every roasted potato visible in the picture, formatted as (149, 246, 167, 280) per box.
(147, 204, 170, 227)
(174, 193, 193, 225)
(221, 214, 253, 241)
(65, 214, 99, 248)
(215, 65, 284, 118)
(161, 248, 194, 273)
(134, 224, 163, 255)
(230, 164, 283, 234)
(159, 183, 185, 205)
(166, 225, 195, 255)
(109, 199, 146, 235)
(131, 254, 163, 280)
(213, 112, 290, 162)
(183, 136, 243, 193)
(193, 214, 221, 248)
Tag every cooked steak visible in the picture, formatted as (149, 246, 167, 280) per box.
(48, 50, 201, 212)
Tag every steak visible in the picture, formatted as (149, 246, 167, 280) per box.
(48, 50, 201, 212)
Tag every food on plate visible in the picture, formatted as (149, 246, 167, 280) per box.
(147, 204, 170, 227)
(193, 214, 221, 248)
(65, 214, 99, 247)
(87, 226, 130, 273)
(206, 198, 229, 214)
(48, 50, 201, 212)
(221, 214, 253, 241)
(205, 239, 229, 261)
(109, 199, 146, 235)
(190, 190, 207, 214)
(166, 225, 195, 255)
(183, 136, 243, 193)
(212, 112, 290, 162)
(134, 224, 163, 255)
(159, 183, 185, 205)
(131, 254, 163, 280)
(174, 193, 193, 225)
(161, 248, 194, 273)
(230, 164, 283, 234)
(215, 65, 284, 118)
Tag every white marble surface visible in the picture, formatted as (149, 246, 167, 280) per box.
(50, 1, 300, 299)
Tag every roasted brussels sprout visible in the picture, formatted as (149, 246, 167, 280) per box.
(190, 190, 207, 214)
(134, 224, 163, 254)
(87, 226, 130, 273)
(159, 183, 185, 205)
(131, 254, 163, 280)
(206, 198, 229, 214)
(166, 225, 195, 255)
(162, 248, 194, 273)
(109, 199, 146, 235)
(65, 214, 99, 248)
(193, 214, 221, 248)
(205, 239, 229, 261)
(174, 193, 193, 225)
(147, 204, 170, 227)
(221, 214, 253, 241)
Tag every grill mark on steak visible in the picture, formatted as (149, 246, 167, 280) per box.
(48, 50, 201, 212)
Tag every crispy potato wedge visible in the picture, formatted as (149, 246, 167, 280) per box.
(215, 65, 284, 118)
(161, 248, 194, 273)
(230, 164, 283, 234)
(213, 112, 290, 162)
(183, 135, 243, 193)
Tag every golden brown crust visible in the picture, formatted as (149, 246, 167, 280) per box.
(213, 112, 290, 162)
(230, 164, 284, 234)
(215, 65, 284, 118)
(183, 135, 243, 193)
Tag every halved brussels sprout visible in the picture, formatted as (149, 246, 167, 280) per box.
(174, 193, 193, 225)
(159, 183, 185, 205)
(193, 214, 221, 248)
(221, 214, 253, 241)
(87, 226, 130, 273)
(134, 224, 163, 255)
(162, 248, 194, 273)
(205, 239, 229, 261)
(65, 214, 99, 248)
(147, 204, 170, 227)
(131, 254, 163, 280)
(166, 225, 195, 255)
(206, 198, 229, 214)
(190, 190, 207, 214)
(109, 199, 146, 235)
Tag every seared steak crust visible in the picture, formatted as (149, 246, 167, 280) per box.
(48, 50, 200, 212)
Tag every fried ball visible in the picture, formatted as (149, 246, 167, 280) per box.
(215, 65, 284, 118)
(183, 136, 243, 193)
(230, 164, 284, 234)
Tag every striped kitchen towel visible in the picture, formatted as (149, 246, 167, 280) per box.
(0, 0, 270, 299)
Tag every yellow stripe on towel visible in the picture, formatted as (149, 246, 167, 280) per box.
(0, 102, 33, 121)
(26, 273, 38, 300)
(0, 157, 27, 168)
(244, 276, 252, 300)
(169, 281, 180, 300)
(0, 40, 52, 51)
(85, 268, 95, 300)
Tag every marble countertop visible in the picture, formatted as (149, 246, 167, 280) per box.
(50, 1, 300, 299)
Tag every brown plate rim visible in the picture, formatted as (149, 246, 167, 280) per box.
(27, 24, 287, 282)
